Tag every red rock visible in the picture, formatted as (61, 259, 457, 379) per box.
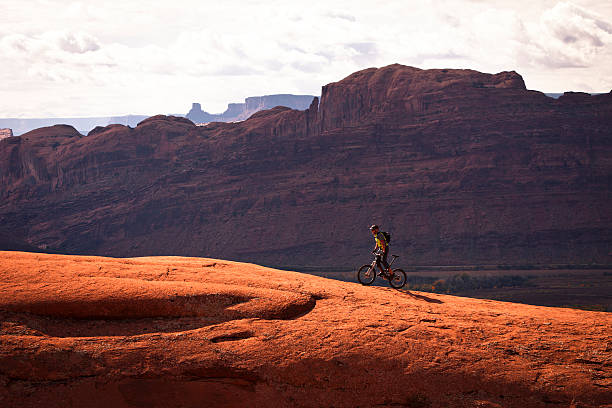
(0, 128, 12, 140)
(0, 251, 610, 407)
(0, 65, 611, 267)
(0, 227, 41, 252)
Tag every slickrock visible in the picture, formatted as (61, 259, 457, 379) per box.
(0, 251, 610, 407)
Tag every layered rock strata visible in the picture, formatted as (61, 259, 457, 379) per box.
(0, 65, 611, 267)
(0, 128, 12, 139)
(186, 94, 316, 123)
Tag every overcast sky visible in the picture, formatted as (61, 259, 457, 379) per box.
(1, 0, 611, 117)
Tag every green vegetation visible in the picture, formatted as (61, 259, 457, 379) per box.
(560, 304, 610, 312)
(405, 273, 533, 294)
(285, 266, 611, 312)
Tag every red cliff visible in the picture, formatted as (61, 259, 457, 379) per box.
(0, 128, 12, 140)
(0, 64, 611, 267)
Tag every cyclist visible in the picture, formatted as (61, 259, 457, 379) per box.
(370, 225, 393, 279)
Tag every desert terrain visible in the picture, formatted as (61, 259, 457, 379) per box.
(305, 266, 612, 312)
(2, 65, 611, 268)
(1, 251, 610, 407)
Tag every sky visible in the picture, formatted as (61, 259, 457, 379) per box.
(1, 0, 611, 118)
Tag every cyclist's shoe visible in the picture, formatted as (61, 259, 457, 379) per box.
(387, 269, 395, 280)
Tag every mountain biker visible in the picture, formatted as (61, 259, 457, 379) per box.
(370, 225, 393, 279)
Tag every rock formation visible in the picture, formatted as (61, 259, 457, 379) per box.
(0, 117, 148, 136)
(0, 95, 315, 136)
(0, 128, 12, 139)
(0, 64, 611, 268)
(186, 102, 216, 123)
(0, 228, 42, 252)
(186, 94, 316, 123)
(1, 251, 610, 407)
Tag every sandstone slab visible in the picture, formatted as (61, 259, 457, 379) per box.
(0, 251, 610, 407)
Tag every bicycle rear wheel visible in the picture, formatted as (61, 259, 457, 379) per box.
(357, 264, 376, 285)
(389, 268, 407, 289)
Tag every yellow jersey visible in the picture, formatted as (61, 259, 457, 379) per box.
(375, 232, 388, 250)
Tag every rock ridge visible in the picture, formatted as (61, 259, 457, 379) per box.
(186, 94, 316, 124)
(0, 64, 611, 267)
(0, 251, 610, 407)
(0, 128, 12, 139)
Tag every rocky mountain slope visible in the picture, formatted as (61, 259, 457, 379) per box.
(0, 64, 611, 267)
(0, 95, 315, 137)
(0, 129, 12, 140)
(0, 116, 149, 136)
(186, 94, 316, 123)
(0, 251, 610, 407)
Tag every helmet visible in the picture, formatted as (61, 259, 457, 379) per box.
(369, 224, 379, 231)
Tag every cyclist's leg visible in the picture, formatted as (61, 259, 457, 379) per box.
(381, 249, 390, 270)
(375, 254, 384, 273)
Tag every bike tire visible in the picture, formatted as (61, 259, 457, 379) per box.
(389, 268, 407, 289)
(357, 264, 376, 285)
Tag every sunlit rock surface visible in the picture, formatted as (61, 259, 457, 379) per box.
(0, 251, 610, 407)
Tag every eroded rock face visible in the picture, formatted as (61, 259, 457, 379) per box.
(0, 64, 611, 267)
(185, 103, 215, 124)
(0, 128, 12, 140)
(0, 251, 610, 408)
(186, 94, 316, 124)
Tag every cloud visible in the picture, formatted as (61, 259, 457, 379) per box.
(0, 0, 610, 116)
(518, 2, 612, 69)
(543, 3, 611, 51)
(57, 32, 100, 54)
(212, 64, 264, 76)
(345, 42, 380, 65)
(326, 12, 357, 22)
(0, 31, 116, 86)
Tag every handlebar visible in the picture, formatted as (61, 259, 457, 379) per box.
(372, 251, 399, 259)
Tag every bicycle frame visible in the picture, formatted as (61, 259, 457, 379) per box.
(370, 254, 399, 272)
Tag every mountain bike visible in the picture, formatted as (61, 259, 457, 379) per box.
(357, 253, 407, 289)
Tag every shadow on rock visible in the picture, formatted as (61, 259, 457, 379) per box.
(401, 291, 444, 304)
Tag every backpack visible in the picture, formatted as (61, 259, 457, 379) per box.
(382, 231, 391, 244)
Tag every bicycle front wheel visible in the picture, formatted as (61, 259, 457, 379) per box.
(357, 264, 376, 285)
(389, 268, 407, 289)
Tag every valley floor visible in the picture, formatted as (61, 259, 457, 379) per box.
(302, 267, 612, 312)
